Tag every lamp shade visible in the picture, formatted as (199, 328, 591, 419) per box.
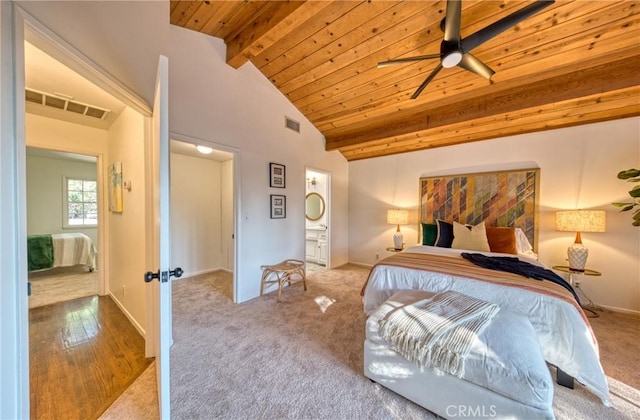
(555, 210, 606, 271)
(387, 209, 409, 225)
(555, 210, 606, 233)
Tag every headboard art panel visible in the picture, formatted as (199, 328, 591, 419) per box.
(419, 169, 540, 250)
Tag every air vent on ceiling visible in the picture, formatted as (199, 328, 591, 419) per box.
(285, 116, 300, 133)
(25, 88, 111, 120)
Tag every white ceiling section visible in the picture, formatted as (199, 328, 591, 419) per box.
(24, 41, 127, 130)
(170, 139, 234, 162)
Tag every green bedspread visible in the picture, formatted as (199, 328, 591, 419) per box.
(27, 234, 54, 271)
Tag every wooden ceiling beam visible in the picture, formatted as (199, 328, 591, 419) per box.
(251, 1, 362, 71)
(225, 1, 326, 69)
(339, 88, 640, 160)
(341, 88, 640, 155)
(325, 54, 640, 151)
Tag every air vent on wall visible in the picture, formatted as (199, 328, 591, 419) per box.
(285, 116, 300, 133)
(25, 88, 111, 120)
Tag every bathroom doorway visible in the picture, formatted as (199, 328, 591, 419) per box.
(305, 169, 330, 274)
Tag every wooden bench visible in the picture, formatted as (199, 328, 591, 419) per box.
(260, 259, 307, 302)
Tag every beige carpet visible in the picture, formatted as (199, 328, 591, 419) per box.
(103, 266, 640, 419)
(28, 266, 98, 308)
(100, 360, 159, 420)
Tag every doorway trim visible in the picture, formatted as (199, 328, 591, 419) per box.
(1, 2, 28, 417)
(4, 4, 154, 417)
(305, 166, 332, 269)
(170, 132, 241, 302)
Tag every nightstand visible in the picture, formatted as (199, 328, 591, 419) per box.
(553, 265, 602, 318)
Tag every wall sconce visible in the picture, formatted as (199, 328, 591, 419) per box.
(387, 209, 409, 250)
(555, 210, 606, 271)
(307, 176, 317, 190)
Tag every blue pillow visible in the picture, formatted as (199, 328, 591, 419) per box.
(435, 220, 454, 248)
(422, 223, 438, 246)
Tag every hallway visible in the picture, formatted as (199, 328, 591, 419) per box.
(30, 295, 150, 419)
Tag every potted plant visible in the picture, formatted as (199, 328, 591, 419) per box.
(612, 169, 640, 226)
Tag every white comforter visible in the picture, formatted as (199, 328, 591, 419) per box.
(51, 233, 97, 270)
(362, 245, 610, 405)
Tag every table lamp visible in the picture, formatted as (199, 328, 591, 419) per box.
(555, 210, 606, 271)
(387, 209, 409, 250)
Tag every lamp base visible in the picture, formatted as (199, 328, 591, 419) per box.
(393, 233, 404, 250)
(567, 243, 588, 271)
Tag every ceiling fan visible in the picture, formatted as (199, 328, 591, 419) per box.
(378, 0, 555, 99)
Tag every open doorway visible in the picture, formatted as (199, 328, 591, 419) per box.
(24, 30, 151, 418)
(26, 147, 99, 308)
(170, 139, 236, 302)
(305, 169, 330, 274)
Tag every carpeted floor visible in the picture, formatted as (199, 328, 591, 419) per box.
(101, 265, 640, 419)
(28, 266, 98, 308)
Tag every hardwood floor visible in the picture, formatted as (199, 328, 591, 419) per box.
(30, 295, 152, 419)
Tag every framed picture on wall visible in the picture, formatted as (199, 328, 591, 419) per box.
(269, 162, 286, 188)
(108, 161, 123, 213)
(270, 194, 286, 219)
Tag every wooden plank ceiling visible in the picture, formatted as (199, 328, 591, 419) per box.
(171, 0, 640, 161)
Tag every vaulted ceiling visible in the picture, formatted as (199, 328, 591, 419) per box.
(170, 0, 640, 161)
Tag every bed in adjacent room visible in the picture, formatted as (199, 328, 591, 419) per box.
(27, 232, 97, 272)
(362, 169, 610, 417)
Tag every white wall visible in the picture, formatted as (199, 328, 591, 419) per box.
(170, 152, 226, 276)
(107, 106, 147, 330)
(25, 114, 107, 269)
(166, 25, 350, 300)
(349, 117, 640, 314)
(26, 154, 98, 245)
(17, 1, 350, 303)
(25, 113, 108, 155)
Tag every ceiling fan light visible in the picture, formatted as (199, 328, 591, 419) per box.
(442, 51, 462, 68)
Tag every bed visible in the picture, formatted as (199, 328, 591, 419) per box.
(362, 169, 610, 413)
(27, 232, 97, 272)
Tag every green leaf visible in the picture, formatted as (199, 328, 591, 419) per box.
(618, 169, 640, 179)
(612, 202, 631, 207)
(629, 185, 640, 198)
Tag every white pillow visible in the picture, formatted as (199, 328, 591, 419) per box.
(452, 221, 490, 252)
(515, 228, 538, 260)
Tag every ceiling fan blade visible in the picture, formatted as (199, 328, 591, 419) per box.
(458, 53, 495, 79)
(377, 53, 441, 68)
(463, 0, 554, 51)
(411, 63, 443, 99)
(443, 0, 462, 42)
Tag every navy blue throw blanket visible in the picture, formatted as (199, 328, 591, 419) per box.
(461, 252, 580, 304)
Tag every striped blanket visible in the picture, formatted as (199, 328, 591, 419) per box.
(379, 291, 500, 377)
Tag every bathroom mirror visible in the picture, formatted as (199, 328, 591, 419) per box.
(305, 192, 325, 221)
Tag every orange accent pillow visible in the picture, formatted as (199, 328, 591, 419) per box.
(486, 227, 518, 255)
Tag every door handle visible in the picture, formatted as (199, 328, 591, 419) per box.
(145, 270, 160, 283)
(145, 267, 183, 283)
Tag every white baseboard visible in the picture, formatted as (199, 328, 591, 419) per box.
(597, 304, 640, 317)
(174, 266, 233, 280)
(347, 261, 374, 268)
(108, 292, 146, 338)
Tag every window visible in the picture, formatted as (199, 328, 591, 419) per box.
(64, 177, 98, 227)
